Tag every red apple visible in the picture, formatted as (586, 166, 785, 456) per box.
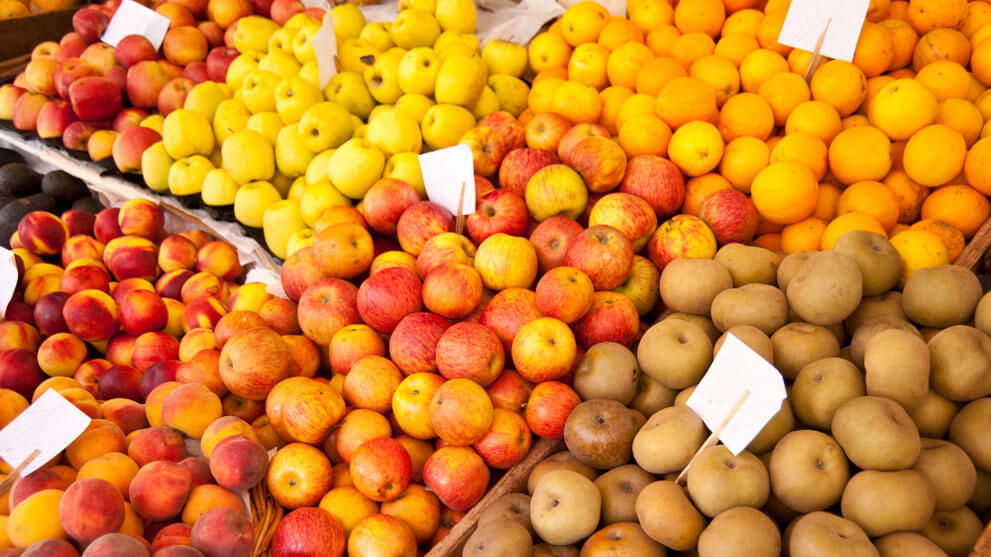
(183, 61, 210, 84)
(697, 188, 759, 245)
(529, 216, 584, 273)
(69, 77, 122, 121)
(497, 147, 558, 197)
(467, 189, 528, 245)
(479, 287, 542, 350)
(421, 263, 483, 320)
(525, 381, 580, 439)
(269, 0, 304, 25)
(36, 100, 78, 139)
(271, 508, 345, 557)
(126, 61, 174, 109)
(587, 192, 658, 252)
(112, 107, 149, 132)
(0, 84, 25, 120)
(473, 408, 531, 469)
(73, 8, 110, 43)
(460, 126, 508, 177)
(199, 21, 225, 49)
(80, 42, 118, 76)
(115, 35, 158, 69)
(62, 121, 103, 151)
(112, 126, 162, 173)
(361, 178, 421, 236)
(205, 46, 238, 83)
(573, 291, 640, 348)
(356, 266, 422, 333)
(279, 247, 324, 303)
(157, 77, 194, 116)
(297, 278, 360, 346)
(478, 111, 525, 151)
(54, 58, 95, 99)
(55, 33, 88, 64)
(388, 312, 450, 375)
(486, 369, 532, 413)
(435, 321, 504, 386)
(396, 201, 454, 257)
(620, 154, 685, 218)
(422, 446, 489, 512)
(13, 92, 47, 131)
(564, 225, 634, 290)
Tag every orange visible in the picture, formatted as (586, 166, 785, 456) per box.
(887, 68, 917, 79)
(529, 32, 573, 72)
(965, 136, 991, 194)
(962, 2, 991, 38)
(655, 76, 718, 128)
(689, 54, 740, 104)
(598, 17, 645, 50)
(550, 81, 603, 123)
(667, 120, 725, 176)
(972, 24, 991, 50)
(670, 32, 716, 68)
(937, 98, 984, 146)
(969, 74, 986, 103)
(752, 233, 782, 251)
(842, 114, 872, 129)
(618, 113, 672, 157)
(559, 1, 611, 46)
(533, 67, 569, 84)
(635, 56, 688, 95)
(717, 92, 774, 141)
(720, 136, 770, 192)
(868, 0, 892, 21)
(616, 93, 658, 130)
(883, 169, 929, 223)
(683, 173, 734, 215)
(880, 18, 919, 71)
(755, 8, 790, 55)
(674, 0, 726, 38)
(910, 219, 965, 261)
(891, 139, 908, 169)
(814, 183, 843, 221)
(763, 0, 791, 15)
(976, 89, 991, 119)
(907, 0, 967, 34)
(889, 0, 910, 20)
(722, 0, 759, 13)
(606, 42, 655, 89)
(889, 229, 949, 286)
(568, 43, 611, 90)
(0, 0, 28, 18)
(598, 85, 635, 133)
(750, 161, 819, 225)
(810, 60, 868, 116)
(714, 32, 761, 66)
(971, 37, 991, 87)
(758, 71, 811, 126)
(852, 22, 895, 78)
(903, 124, 967, 186)
(915, 60, 971, 100)
(912, 28, 970, 70)
(629, 0, 675, 33)
(836, 180, 901, 231)
(921, 184, 990, 237)
(828, 126, 893, 184)
(646, 25, 681, 56)
(821, 212, 888, 250)
(770, 132, 828, 180)
(722, 8, 764, 35)
(528, 76, 564, 114)
(739, 48, 790, 92)
(869, 78, 939, 140)
(862, 75, 896, 118)
(787, 48, 814, 76)
(785, 100, 843, 145)
(781, 217, 827, 253)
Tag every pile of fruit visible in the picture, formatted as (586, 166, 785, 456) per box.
(0, 0, 74, 22)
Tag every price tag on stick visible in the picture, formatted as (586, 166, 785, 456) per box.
(777, 0, 870, 63)
(0, 390, 91, 486)
(0, 247, 18, 318)
(313, 13, 339, 89)
(419, 144, 476, 233)
(101, 0, 171, 49)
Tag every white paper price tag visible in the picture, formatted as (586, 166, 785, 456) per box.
(314, 13, 339, 89)
(419, 144, 476, 216)
(686, 334, 787, 455)
(0, 390, 91, 477)
(100, 0, 171, 50)
(777, 0, 871, 62)
(0, 247, 17, 318)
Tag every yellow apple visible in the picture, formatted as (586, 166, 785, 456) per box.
(332, 3, 366, 43)
(358, 22, 394, 52)
(434, 30, 479, 54)
(300, 180, 351, 225)
(397, 47, 441, 96)
(184, 81, 231, 121)
(259, 48, 303, 80)
(435, 0, 476, 32)
(304, 150, 334, 185)
(264, 199, 307, 258)
(421, 103, 476, 150)
(385, 152, 426, 197)
(364, 47, 406, 104)
(298, 101, 353, 152)
(470, 85, 499, 119)
(241, 70, 281, 114)
(162, 108, 215, 159)
(288, 176, 308, 200)
(391, 9, 440, 49)
(436, 41, 476, 61)
(368, 104, 394, 122)
(481, 39, 527, 77)
(366, 108, 422, 157)
(213, 98, 252, 145)
(286, 229, 314, 256)
(269, 27, 298, 53)
(222, 129, 276, 184)
(276, 125, 314, 178)
(272, 172, 294, 197)
(169, 155, 214, 197)
(434, 53, 487, 107)
(284, 13, 320, 31)
(324, 72, 375, 120)
(139, 114, 165, 134)
(141, 142, 174, 193)
(275, 76, 323, 124)
(338, 39, 379, 74)
(201, 168, 240, 207)
(395, 93, 434, 122)
(235, 181, 283, 228)
(474, 233, 538, 290)
(327, 138, 386, 199)
(399, 0, 435, 11)
(246, 111, 284, 145)
(234, 16, 280, 55)
(488, 74, 529, 117)
(226, 52, 263, 90)
(292, 22, 321, 64)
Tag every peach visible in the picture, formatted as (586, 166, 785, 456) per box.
(100, 398, 148, 434)
(227, 283, 270, 313)
(209, 435, 268, 491)
(35, 333, 86, 378)
(212, 311, 266, 349)
(92, 209, 122, 244)
(178, 328, 215, 361)
(111, 278, 155, 305)
(0, 349, 45, 399)
(195, 241, 241, 282)
(33, 292, 70, 337)
(23, 274, 62, 307)
(151, 523, 192, 552)
(62, 235, 106, 267)
(189, 507, 252, 557)
(131, 332, 180, 371)
(105, 333, 136, 367)
(0, 321, 41, 353)
(61, 211, 97, 239)
(152, 546, 201, 556)
(162, 298, 186, 338)
(79, 533, 149, 555)
(59, 478, 125, 544)
(181, 297, 227, 331)
(0, 389, 29, 429)
(63, 289, 120, 342)
(259, 297, 299, 335)
(9, 469, 70, 510)
(177, 456, 213, 488)
(18, 212, 69, 257)
(65, 419, 128, 469)
(104, 236, 159, 283)
(179, 272, 225, 304)
(127, 426, 187, 466)
(158, 236, 198, 273)
(96, 365, 143, 401)
(180, 484, 242, 526)
(139, 360, 182, 399)
(120, 289, 168, 336)
(20, 538, 78, 556)
(116, 199, 163, 240)
(156, 270, 194, 301)
(128, 461, 192, 522)
(59, 262, 111, 295)
(199, 415, 258, 458)
(73, 359, 113, 396)
(76, 452, 139, 501)
(175, 349, 226, 396)
(161, 383, 222, 438)
(144, 381, 181, 427)
(7, 489, 67, 549)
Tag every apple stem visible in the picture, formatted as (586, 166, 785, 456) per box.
(675, 389, 751, 486)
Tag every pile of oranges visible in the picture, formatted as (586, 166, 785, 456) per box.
(523, 0, 991, 272)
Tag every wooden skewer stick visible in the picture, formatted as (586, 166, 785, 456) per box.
(676, 390, 751, 486)
(804, 18, 832, 84)
(0, 449, 41, 496)
(455, 181, 467, 236)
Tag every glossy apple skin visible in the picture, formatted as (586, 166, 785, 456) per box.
(69, 77, 123, 121)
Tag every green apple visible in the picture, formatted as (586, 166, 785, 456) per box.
(241, 70, 281, 114)
(435, 0, 476, 33)
(234, 16, 280, 55)
(268, 27, 298, 53)
(213, 98, 252, 145)
(141, 142, 173, 193)
(395, 93, 434, 122)
(276, 124, 314, 178)
(391, 9, 440, 49)
(274, 76, 323, 124)
(385, 152, 426, 197)
(300, 180, 351, 225)
(397, 47, 441, 96)
(434, 53, 487, 107)
(338, 39, 379, 74)
(306, 149, 336, 184)
(366, 108, 422, 157)
(286, 228, 314, 257)
(328, 138, 386, 199)
(226, 52, 262, 90)
(246, 111, 284, 145)
(168, 155, 214, 197)
(488, 74, 529, 117)
(358, 22, 394, 52)
(222, 129, 276, 185)
(364, 47, 407, 104)
(288, 176, 308, 200)
(323, 72, 375, 120)
(235, 181, 283, 228)
(299, 60, 320, 87)
(292, 22, 321, 64)
(264, 199, 307, 258)
(332, 3, 366, 43)
(297, 101, 353, 152)
(201, 168, 240, 206)
(470, 85, 499, 119)
(162, 109, 215, 159)
(184, 81, 231, 122)
(481, 39, 527, 77)
(421, 103, 475, 150)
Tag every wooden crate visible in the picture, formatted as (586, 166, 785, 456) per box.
(0, 8, 75, 62)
